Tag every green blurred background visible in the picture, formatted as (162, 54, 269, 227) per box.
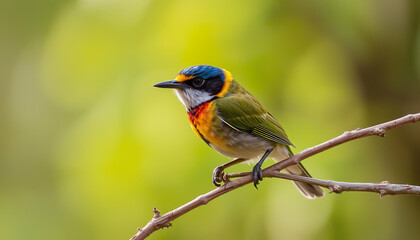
(1, 0, 420, 239)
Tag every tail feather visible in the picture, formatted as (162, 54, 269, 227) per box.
(273, 145, 324, 199)
(284, 163, 325, 199)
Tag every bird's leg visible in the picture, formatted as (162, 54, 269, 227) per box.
(252, 148, 274, 189)
(212, 158, 247, 187)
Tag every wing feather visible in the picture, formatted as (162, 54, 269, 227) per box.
(215, 94, 294, 146)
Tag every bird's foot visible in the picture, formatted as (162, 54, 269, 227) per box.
(252, 165, 263, 189)
(212, 166, 226, 187)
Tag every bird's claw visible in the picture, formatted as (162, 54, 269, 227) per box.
(252, 165, 263, 189)
(212, 166, 225, 187)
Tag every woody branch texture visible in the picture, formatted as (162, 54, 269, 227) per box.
(130, 113, 420, 240)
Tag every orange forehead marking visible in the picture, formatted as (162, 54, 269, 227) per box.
(176, 74, 194, 82)
(216, 69, 233, 97)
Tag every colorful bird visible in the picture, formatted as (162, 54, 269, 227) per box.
(154, 65, 324, 198)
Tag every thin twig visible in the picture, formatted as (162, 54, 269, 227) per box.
(266, 172, 420, 196)
(263, 113, 420, 174)
(130, 113, 420, 240)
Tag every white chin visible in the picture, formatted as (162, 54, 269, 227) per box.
(174, 89, 213, 110)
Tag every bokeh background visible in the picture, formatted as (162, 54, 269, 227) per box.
(1, 0, 420, 239)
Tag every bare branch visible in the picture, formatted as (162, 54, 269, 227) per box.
(266, 172, 420, 196)
(263, 113, 420, 175)
(130, 113, 420, 240)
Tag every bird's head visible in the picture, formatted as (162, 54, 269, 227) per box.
(154, 65, 233, 111)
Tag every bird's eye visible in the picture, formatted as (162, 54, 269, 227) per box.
(192, 77, 205, 88)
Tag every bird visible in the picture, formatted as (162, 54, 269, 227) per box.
(154, 65, 324, 199)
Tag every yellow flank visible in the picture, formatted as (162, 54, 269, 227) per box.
(216, 69, 233, 97)
(176, 74, 195, 82)
(190, 102, 233, 152)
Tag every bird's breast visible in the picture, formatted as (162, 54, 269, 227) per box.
(187, 101, 273, 159)
(188, 101, 222, 146)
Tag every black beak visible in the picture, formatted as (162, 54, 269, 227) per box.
(153, 80, 187, 89)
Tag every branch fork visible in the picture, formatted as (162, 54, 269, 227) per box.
(130, 113, 420, 240)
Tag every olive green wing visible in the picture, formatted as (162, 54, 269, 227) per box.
(215, 94, 294, 146)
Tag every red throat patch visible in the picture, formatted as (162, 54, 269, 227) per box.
(186, 100, 233, 152)
(188, 102, 211, 125)
(187, 102, 213, 144)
